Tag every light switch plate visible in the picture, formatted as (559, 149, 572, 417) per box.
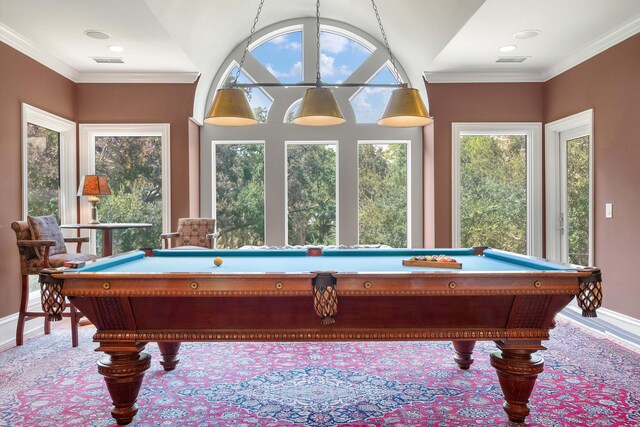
(605, 203, 613, 218)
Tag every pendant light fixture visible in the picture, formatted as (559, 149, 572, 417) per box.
(204, 0, 266, 126)
(293, 0, 345, 126)
(205, 0, 432, 128)
(369, 1, 433, 127)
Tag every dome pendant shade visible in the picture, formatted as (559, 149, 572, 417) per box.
(293, 87, 346, 126)
(204, 88, 258, 126)
(377, 87, 433, 127)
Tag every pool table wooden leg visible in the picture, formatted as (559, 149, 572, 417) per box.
(452, 340, 476, 369)
(97, 343, 151, 426)
(490, 340, 545, 424)
(158, 341, 181, 371)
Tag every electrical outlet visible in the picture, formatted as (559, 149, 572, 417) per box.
(605, 203, 613, 218)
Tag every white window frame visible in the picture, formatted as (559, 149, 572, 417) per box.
(452, 122, 543, 256)
(21, 104, 77, 301)
(21, 103, 77, 225)
(79, 124, 171, 252)
(544, 109, 594, 264)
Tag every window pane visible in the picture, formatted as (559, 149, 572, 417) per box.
(320, 31, 372, 84)
(460, 135, 527, 254)
(287, 144, 336, 245)
(566, 135, 590, 265)
(359, 143, 407, 247)
(27, 123, 61, 220)
(284, 99, 302, 123)
(351, 65, 398, 123)
(224, 67, 273, 123)
(215, 144, 265, 248)
(94, 136, 163, 256)
(251, 31, 302, 83)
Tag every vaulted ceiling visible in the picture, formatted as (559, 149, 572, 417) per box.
(2, 0, 639, 119)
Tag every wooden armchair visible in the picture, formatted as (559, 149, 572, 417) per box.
(12, 216, 97, 347)
(161, 218, 220, 249)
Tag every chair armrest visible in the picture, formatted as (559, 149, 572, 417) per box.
(64, 236, 90, 253)
(161, 232, 180, 249)
(64, 237, 89, 243)
(206, 232, 221, 249)
(17, 239, 56, 247)
(16, 240, 55, 267)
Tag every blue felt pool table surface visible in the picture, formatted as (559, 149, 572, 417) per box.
(70, 247, 576, 274)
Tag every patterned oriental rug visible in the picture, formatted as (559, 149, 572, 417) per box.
(0, 318, 638, 427)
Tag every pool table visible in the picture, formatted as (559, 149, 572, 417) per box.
(39, 247, 602, 425)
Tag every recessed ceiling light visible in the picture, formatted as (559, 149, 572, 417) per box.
(499, 45, 517, 52)
(84, 29, 110, 40)
(108, 45, 124, 52)
(514, 29, 540, 40)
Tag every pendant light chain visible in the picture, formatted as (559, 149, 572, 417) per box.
(315, 0, 322, 85)
(371, 0, 403, 84)
(208, 0, 430, 127)
(233, 0, 266, 86)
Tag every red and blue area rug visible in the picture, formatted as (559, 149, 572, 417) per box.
(0, 317, 638, 426)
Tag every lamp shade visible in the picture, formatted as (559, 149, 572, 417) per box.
(204, 88, 258, 126)
(293, 87, 346, 126)
(77, 175, 111, 196)
(377, 86, 433, 127)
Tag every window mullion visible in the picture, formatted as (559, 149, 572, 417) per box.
(301, 20, 318, 84)
(340, 50, 391, 98)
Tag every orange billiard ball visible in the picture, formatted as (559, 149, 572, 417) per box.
(214, 257, 223, 267)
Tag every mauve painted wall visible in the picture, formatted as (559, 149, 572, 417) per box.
(544, 33, 640, 319)
(425, 33, 640, 318)
(424, 82, 544, 247)
(0, 43, 76, 319)
(0, 42, 197, 320)
(76, 82, 197, 229)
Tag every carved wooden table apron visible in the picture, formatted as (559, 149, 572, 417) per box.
(39, 248, 602, 425)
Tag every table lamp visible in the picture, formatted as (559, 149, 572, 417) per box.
(78, 175, 111, 224)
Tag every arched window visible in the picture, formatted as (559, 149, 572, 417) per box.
(201, 19, 423, 248)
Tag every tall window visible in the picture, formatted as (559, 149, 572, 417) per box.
(287, 142, 337, 245)
(214, 142, 265, 248)
(358, 142, 408, 247)
(202, 20, 423, 247)
(21, 103, 76, 292)
(545, 110, 593, 266)
(452, 123, 542, 256)
(80, 125, 170, 256)
(565, 135, 590, 265)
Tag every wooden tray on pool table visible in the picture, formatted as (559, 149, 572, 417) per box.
(402, 259, 463, 269)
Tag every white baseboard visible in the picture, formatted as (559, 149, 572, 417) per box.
(561, 303, 640, 351)
(0, 300, 50, 351)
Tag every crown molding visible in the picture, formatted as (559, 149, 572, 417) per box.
(0, 22, 79, 81)
(423, 72, 545, 83)
(543, 13, 640, 81)
(0, 23, 199, 84)
(74, 72, 200, 84)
